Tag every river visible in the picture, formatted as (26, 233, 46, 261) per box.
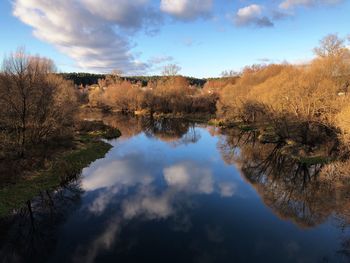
(1, 116, 350, 263)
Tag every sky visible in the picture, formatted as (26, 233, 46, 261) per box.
(0, 0, 349, 78)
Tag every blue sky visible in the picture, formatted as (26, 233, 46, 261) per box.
(0, 0, 349, 77)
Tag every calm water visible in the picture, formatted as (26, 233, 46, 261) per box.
(1, 117, 350, 263)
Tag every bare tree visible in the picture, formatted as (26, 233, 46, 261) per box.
(314, 34, 346, 58)
(0, 48, 77, 157)
(0, 48, 42, 156)
(162, 64, 181, 76)
(111, 69, 123, 77)
(221, 70, 239, 77)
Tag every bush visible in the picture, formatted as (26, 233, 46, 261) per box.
(91, 75, 218, 115)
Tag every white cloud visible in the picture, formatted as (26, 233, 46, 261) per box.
(160, 0, 213, 20)
(279, 0, 342, 9)
(234, 4, 274, 27)
(81, 154, 156, 214)
(164, 162, 214, 194)
(81, 0, 149, 28)
(12, 0, 159, 74)
(82, 159, 153, 191)
(83, 157, 216, 216)
(164, 165, 191, 187)
(121, 162, 215, 220)
(230, 0, 342, 27)
(218, 182, 236, 197)
(122, 192, 174, 219)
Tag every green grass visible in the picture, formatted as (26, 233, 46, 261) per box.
(79, 120, 121, 140)
(88, 128, 121, 140)
(0, 138, 112, 217)
(299, 156, 331, 166)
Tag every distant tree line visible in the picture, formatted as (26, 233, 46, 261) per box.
(58, 73, 106, 86)
(58, 73, 207, 88)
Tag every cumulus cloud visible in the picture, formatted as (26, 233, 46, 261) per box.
(81, 153, 156, 214)
(83, 157, 217, 216)
(279, 0, 343, 9)
(12, 0, 160, 74)
(231, 0, 341, 28)
(121, 161, 215, 219)
(218, 182, 236, 197)
(81, 0, 149, 28)
(122, 192, 174, 219)
(160, 0, 213, 20)
(164, 162, 214, 194)
(234, 4, 274, 27)
(82, 158, 154, 191)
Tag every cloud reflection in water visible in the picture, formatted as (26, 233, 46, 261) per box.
(74, 147, 237, 262)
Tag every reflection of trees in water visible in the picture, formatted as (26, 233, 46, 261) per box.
(0, 181, 83, 263)
(142, 118, 201, 145)
(100, 114, 144, 138)
(100, 113, 201, 145)
(218, 128, 350, 228)
(218, 128, 350, 261)
(218, 128, 350, 262)
(336, 232, 350, 262)
(334, 200, 350, 260)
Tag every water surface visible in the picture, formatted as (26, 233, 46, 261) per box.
(1, 117, 350, 263)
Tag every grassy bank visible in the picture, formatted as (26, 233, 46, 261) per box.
(0, 123, 120, 217)
(211, 118, 341, 166)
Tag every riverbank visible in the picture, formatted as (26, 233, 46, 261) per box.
(80, 108, 343, 167)
(209, 117, 343, 167)
(81, 106, 215, 124)
(0, 122, 120, 217)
